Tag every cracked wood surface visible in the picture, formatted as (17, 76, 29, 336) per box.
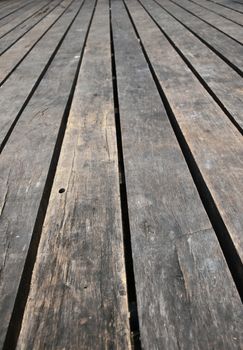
(17, 1, 131, 348)
(0, 0, 95, 346)
(111, 1, 243, 348)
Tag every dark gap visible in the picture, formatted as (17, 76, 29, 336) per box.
(0, 0, 66, 54)
(0, 0, 54, 40)
(206, 0, 243, 15)
(0, 0, 86, 154)
(137, 0, 243, 136)
(187, 0, 243, 26)
(2, 2, 97, 349)
(168, 0, 243, 46)
(0, 0, 76, 85)
(59, 188, 65, 193)
(152, 0, 243, 77)
(109, 2, 141, 348)
(0, 0, 34, 21)
(123, 0, 243, 302)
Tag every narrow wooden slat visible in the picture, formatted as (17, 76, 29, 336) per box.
(155, 0, 243, 73)
(210, 0, 243, 13)
(0, 0, 81, 148)
(0, 0, 95, 346)
(111, 0, 243, 349)
(188, 0, 243, 25)
(0, 0, 73, 83)
(126, 0, 243, 276)
(0, 0, 53, 38)
(17, 1, 131, 348)
(139, 0, 243, 130)
(0, 0, 35, 25)
(171, 0, 243, 43)
(0, 0, 64, 55)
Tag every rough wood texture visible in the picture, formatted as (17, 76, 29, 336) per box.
(0, 0, 62, 54)
(0, 1, 95, 346)
(155, 0, 243, 73)
(0, 0, 34, 24)
(17, 1, 131, 348)
(0, 0, 73, 83)
(126, 0, 243, 270)
(188, 0, 243, 25)
(140, 0, 243, 129)
(171, 0, 243, 43)
(112, 0, 243, 349)
(0, 0, 81, 147)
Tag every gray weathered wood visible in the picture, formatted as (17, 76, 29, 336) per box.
(209, 0, 243, 13)
(112, 0, 243, 349)
(0, 0, 73, 84)
(155, 0, 243, 73)
(0, 0, 82, 147)
(126, 0, 243, 273)
(188, 0, 243, 25)
(140, 0, 243, 130)
(171, 0, 243, 43)
(0, 0, 35, 25)
(0, 0, 95, 346)
(17, 1, 131, 348)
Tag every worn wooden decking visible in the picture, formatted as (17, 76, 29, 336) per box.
(0, 0, 243, 348)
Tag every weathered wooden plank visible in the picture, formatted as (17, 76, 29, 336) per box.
(155, 0, 243, 73)
(125, 0, 243, 276)
(139, 0, 243, 130)
(0, 0, 81, 148)
(210, 0, 243, 13)
(17, 1, 131, 348)
(171, 0, 243, 44)
(0, 0, 35, 25)
(0, 0, 53, 38)
(111, 0, 243, 349)
(188, 0, 243, 25)
(0, 0, 95, 347)
(0, 0, 64, 55)
(0, 0, 73, 84)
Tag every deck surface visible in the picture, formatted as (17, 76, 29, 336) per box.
(0, 0, 243, 349)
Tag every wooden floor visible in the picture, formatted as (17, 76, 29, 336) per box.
(0, 0, 243, 348)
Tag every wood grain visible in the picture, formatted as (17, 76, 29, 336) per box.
(17, 1, 131, 348)
(0, 0, 81, 147)
(0, 0, 73, 84)
(0, 0, 95, 346)
(112, 0, 243, 348)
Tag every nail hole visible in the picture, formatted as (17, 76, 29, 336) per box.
(59, 188, 65, 194)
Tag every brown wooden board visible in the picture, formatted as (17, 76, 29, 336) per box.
(171, 0, 243, 43)
(0, 0, 95, 347)
(0, 0, 81, 149)
(139, 0, 243, 131)
(155, 0, 243, 73)
(125, 0, 243, 279)
(111, 0, 243, 349)
(0, 0, 73, 84)
(188, 0, 243, 25)
(17, 1, 131, 348)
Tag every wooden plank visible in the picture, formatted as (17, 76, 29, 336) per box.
(188, 0, 243, 25)
(0, 0, 52, 37)
(0, 0, 35, 25)
(155, 0, 243, 74)
(0, 0, 73, 84)
(17, 1, 131, 348)
(139, 0, 243, 130)
(171, 0, 243, 44)
(125, 0, 243, 275)
(111, 1, 243, 349)
(0, 0, 81, 148)
(0, 0, 63, 54)
(0, 0, 95, 347)
(210, 0, 243, 13)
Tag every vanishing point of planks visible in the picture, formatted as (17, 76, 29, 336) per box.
(0, 0, 243, 349)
